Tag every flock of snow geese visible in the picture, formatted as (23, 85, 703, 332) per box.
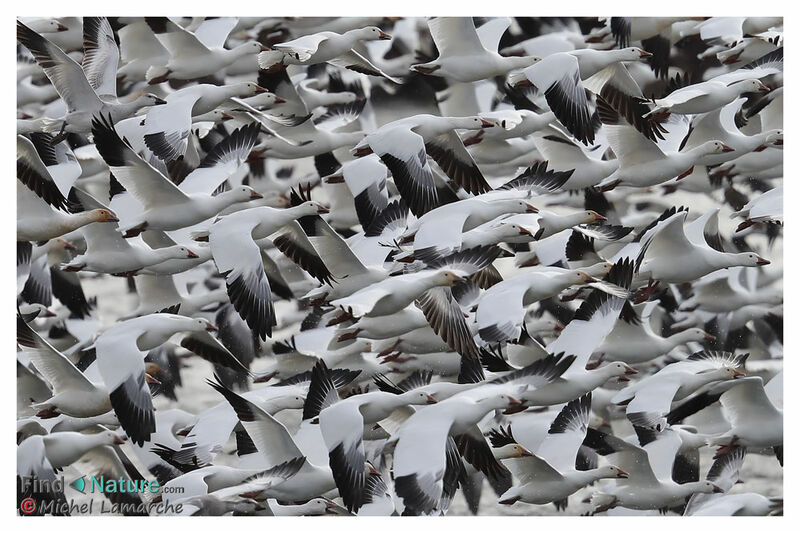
(16, 16, 782, 516)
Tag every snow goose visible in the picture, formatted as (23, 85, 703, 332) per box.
(278, 215, 389, 305)
(127, 275, 226, 319)
(266, 498, 345, 516)
(593, 301, 714, 364)
(637, 209, 770, 284)
(318, 370, 436, 512)
(716, 29, 782, 64)
(17, 314, 111, 419)
(61, 218, 200, 277)
(17, 182, 117, 243)
(141, 82, 278, 162)
(585, 426, 722, 513)
(245, 70, 366, 160)
(296, 78, 359, 112)
(352, 114, 497, 214)
(645, 78, 770, 118)
(331, 270, 463, 321)
(143, 17, 264, 83)
(171, 385, 310, 469)
(680, 98, 782, 167)
(403, 189, 541, 257)
(18, 429, 126, 513)
(390, 391, 525, 514)
(500, 209, 608, 242)
(206, 376, 337, 502)
(612, 350, 748, 430)
(17, 20, 166, 137)
(706, 375, 783, 464)
(683, 17, 782, 47)
(329, 245, 498, 322)
(410, 17, 541, 83)
(19, 17, 69, 34)
(688, 492, 782, 516)
(91, 312, 241, 445)
(682, 445, 748, 515)
(115, 19, 170, 83)
(516, 259, 638, 406)
(259, 26, 399, 82)
(314, 361, 437, 511)
(532, 127, 618, 189)
(732, 186, 782, 231)
(679, 267, 781, 314)
(160, 457, 306, 511)
(335, 305, 430, 343)
(476, 267, 603, 344)
(17, 134, 81, 210)
(497, 394, 629, 507)
(596, 96, 735, 189)
(511, 47, 650, 144)
(206, 194, 329, 339)
(134, 231, 213, 276)
(92, 115, 262, 236)
(683, 444, 781, 516)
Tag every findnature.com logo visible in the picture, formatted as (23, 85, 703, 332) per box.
(18, 475, 184, 516)
(70, 475, 161, 494)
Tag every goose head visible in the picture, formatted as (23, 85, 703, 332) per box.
(598, 465, 629, 479)
(232, 40, 268, 57)
(89, 208, 119, 223)
(503, 198, 539, 214)
(494, 443, 534, 459)
(166, 245, 201, 260)
(554, 210, 607, 229)
(233, 81, 270, 98)
(619, 47, 652, 60)
(97, 429, 127, 446)
(715, 366, 746, 381)
(183, 316, 219, 332)
(671, 327, 715, 344)
(356, 26, 392, 41)
(450, 116, 497, 131)
(585, 261, 614, 278)
(695, 481, 725, 495)
(479, 393, 523, 411)
(291, 200, 329, 216)
(765, 130, 783, 147)
(700, 140, 736, 156)
(731, 252, 770, 267)
(571, 270, 599, 285)
(33, 18, 70, 33)
(503, 55, 542, 71)
(400, 389, 439, 405)
(498, 222, 534, 238)
(602, 361, 638, 381)
(292, 498, 340, 515)
(583, 210, 608, 224)
(194, 109, 235, 123)
(136, 93, 167, 107)
(729, 78, 770, 94)
(223, 186, 264, 203)
(435, 270, 465, 286)
(267, 393, 306, 412)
